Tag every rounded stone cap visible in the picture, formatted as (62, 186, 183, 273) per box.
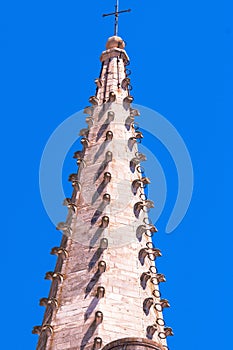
(106, 36, 125, 49)
(102, 338, 164, 350)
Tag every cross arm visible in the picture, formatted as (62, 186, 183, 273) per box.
(102, 9, 131, 18)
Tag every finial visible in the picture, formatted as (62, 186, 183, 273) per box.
(103, 0, 131, 36)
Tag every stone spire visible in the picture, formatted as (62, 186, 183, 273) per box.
(33, 36, 173, 350)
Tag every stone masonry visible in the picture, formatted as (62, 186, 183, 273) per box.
(33, 36, 172, 350)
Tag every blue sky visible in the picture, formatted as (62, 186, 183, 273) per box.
(0, 1, 229, 349)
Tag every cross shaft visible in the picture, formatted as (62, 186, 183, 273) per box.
(102, 0, 131, 36)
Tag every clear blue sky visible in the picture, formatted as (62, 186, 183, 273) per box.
(0, 1, 230, 349)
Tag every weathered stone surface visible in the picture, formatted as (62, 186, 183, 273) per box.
(36, 37, 167, 350)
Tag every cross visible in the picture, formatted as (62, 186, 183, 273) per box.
(102, 0, 131, 36)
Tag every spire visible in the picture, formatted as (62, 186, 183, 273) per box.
(33, 5, 173, 350)
(102, 0, 131, 36)
(94, 34, 131, 105)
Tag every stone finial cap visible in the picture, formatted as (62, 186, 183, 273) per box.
(106, 36, 125, 49)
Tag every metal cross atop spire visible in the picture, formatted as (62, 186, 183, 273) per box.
(102, 0, 131, 36)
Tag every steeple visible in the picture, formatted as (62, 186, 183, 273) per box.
(33, 8, 173, 350)
(93, 35, 131, 106)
